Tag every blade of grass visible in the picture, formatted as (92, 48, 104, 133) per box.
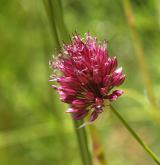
(110, 105, 160, 165)
(37, 2, 72, 163)
(74, 120, 92, 165)
(43, 0, 92, 164)
(122, 0, 158, 112)
(49, 0, 70, 43)
(89, 125, 108, 165)
(43, 0, 60, 49)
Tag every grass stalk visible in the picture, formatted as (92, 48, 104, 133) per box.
(43, 0, 61, 49)
(110, 105, 160, 165)
(89, 125, 108, 165)
(74, 120, 92, 165)
(122, 0, 157, 111)
(43, 0, 92, 164)
(49, 0, 70, 43)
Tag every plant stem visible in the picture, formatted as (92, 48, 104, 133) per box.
(49, 0, 70, 43)
(122, 0, 157, 110)
(43, 0, 92, 164)
(43, 0, 61, 49)
(89, 125, 108, 165)
(110, 105, 160, 165)
(74, 120, 92, 165)
(122, 0, 160, 127)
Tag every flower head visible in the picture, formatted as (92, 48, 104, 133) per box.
(50, 33, 125, 122)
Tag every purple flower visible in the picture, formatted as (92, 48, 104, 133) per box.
(50, 33, 125, 122)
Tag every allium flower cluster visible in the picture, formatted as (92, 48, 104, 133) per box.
(49, 34, 125, 122)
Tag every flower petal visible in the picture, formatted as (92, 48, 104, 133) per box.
(90, 111, 99, 122)
(72, 109, 88, 120)
(108, 90, 124, 101)
(112, 74, 125, 86)
(72, 99, 86, 108)
(66, 108, 79, 113)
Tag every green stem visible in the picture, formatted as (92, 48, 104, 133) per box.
(43, 0, 61, 49)
(110, 105, 160, 165)
(89, 125, 108, 165)
(43, 0, 92, 164)
(74, 120, 92, 165)
(122, 0, 157, 110)
(49, 0, 70, 43)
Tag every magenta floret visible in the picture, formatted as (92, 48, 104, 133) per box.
(50, 33, 125, 122)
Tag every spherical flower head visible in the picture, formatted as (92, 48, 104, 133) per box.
(49, 33, 125, 122)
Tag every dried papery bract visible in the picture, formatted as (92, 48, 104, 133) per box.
(50, 33, 125, 122)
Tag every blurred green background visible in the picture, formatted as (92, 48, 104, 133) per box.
(0, 0, 160, 165)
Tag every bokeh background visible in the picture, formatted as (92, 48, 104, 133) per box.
(0, 0, 160, 165)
